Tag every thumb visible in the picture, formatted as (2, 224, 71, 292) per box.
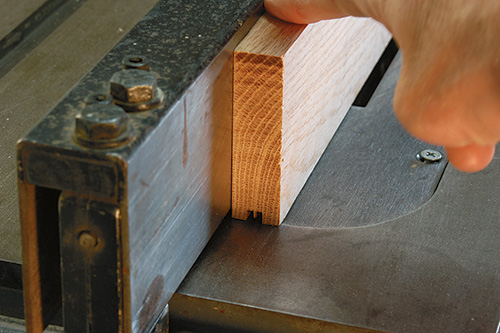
(445, 144, 495, 173)
(264, 0, 368, 24)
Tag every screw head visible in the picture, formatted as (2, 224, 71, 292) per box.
(75, 104, 129, 142)
(417, 149, 443, 163)
(122, 55, 149, 71)
(79, 231, 98, 249)
(110, 69, 157, 103)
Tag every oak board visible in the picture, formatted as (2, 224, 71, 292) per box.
(232, 14, 391, 225)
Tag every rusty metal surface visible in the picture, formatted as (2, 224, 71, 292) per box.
(58, 192, 122, 332)
(14, 0, 263, 330)
(0, 0, 161, 264)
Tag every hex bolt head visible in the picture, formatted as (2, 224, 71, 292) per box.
(79, 231, 98, 250)
(417, 149, 443, 163)
(75, 104, 129, 142)
(110, 69, 157, 103)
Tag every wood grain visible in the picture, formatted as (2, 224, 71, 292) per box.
(232, 14, 391, 225)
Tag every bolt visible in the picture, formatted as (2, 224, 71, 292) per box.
(122, 55, 149, 71)
(110, 69, 157, 104)
(79, 231, 98, 249)
(75, 104, 129, 142)
(417, 149, 443, 163)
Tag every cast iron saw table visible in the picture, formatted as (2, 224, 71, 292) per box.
(170, 51, 500, 332)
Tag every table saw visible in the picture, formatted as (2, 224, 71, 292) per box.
(1, 1, 500, 332)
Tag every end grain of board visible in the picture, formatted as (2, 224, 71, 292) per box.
(232, 14, 391, 225)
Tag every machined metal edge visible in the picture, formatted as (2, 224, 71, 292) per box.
(16, 0, 265, 331)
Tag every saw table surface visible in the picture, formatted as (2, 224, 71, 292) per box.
(170, 53, 500, 333)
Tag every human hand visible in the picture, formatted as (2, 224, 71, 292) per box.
(265, 0, 500, 172)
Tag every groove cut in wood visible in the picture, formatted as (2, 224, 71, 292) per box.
(232, 14, 391, 225)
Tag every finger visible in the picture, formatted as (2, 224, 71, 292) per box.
(264, 0, 374, 24)
(445, 144, 495, 173)
(395, 65, 500, 148)
(264, 0, 345, 23)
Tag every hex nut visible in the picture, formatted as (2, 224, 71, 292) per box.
(122, 55, 149, 71)
(110, 69, 157, 103)
(75, 104, 129, 141)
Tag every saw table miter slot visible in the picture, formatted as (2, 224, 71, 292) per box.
(232, 14, 392, 225)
